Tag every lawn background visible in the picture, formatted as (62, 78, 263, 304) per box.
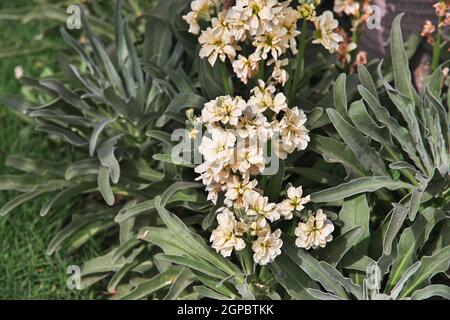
(0, 0, 101, 299)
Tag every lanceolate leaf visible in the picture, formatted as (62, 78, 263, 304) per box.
(310, 177, 413, 203)
(118, 267, 183, 300)
(383, 203, 408, 256)
(309, 135, 367, 179)
(327, 108, 387, 176)
(358, 85, 425, 173)
(98, 165, 115, 206)
(390, 14, 419, 104)
(333, 73, 350, 121)
(282, 237, 348, 299)
(317, 226, 363, 266)
(269, 255, 316, 300)
(338, 194, 370, 254)
(410, 285, 450, 300)
(399, 245, 450, 298)
(387, 207, 448, 291)
(89, 117, 117, 156)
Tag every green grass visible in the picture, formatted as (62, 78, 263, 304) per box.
(0, 0, 101, 299)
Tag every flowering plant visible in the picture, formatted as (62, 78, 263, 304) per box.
(0, 0, 449, 300)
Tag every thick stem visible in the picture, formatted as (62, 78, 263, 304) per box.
(221, 61, 232, 95)
(238, 242, 254, 276)
(432, 16, 443, 71)
(289, 19, 308, 103)
(258, 59, 265, 80)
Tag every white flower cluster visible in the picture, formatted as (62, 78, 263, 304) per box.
(183, 0, 301, 86)
(183, 1, 343, 84)
(191, 82, 314, 264)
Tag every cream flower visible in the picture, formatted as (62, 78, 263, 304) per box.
(224, 175, 258, 207)
(232, 0, 283, 35)
(252, 229, 283, 265)
(297, 3, 316, 21)
(183, 0, 212, 34)
(334, 0, 360, 16)
(337, 40, 357, 64)
(253, 25, 288, 60)
(268, 58, 289, 86)
(249, 216, 271, 237)
(244, 191, 280, 222)
(279, 107, 310, 153)
(295, 209, 334, 250)
(211, 10, 230, 35)
(235, 106, 271, 139)
(198, 128, 236, 164)
(248, 80, 288, 113)
(201, 96, 247, 126)
(205, 181, 224, 204)
(312, 11, 343, 53)
(278, 186, 310, 219)
(195, 162, 231, 186)
(210, 208, 246, 257)
(232, 54, 260, 84)
(199, 27, 238, 66)
(279, 6, 300, 54)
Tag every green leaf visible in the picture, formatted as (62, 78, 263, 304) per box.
(47, 209, 115, 255)
(199, 57, 225, 99)
(383, 203, 408, 255)
(155, 253, 227, 279)
(155, 93, 206, 127)
(310, 176, 413, 203)
(0, 174, 50, 192)
(145, 130, 173, 148)
(81, 9, 125, 96)
(286, 166, 344, 187)
(389, 261, 421, 299)
(154, 196, 239, 276)
(309, 134, 367, 179)
(387, 207, 447, 291)
(107, 259, 143, 293)
(65, 159, 99, 180)
(400, 245, 450, 298)
(98, 165, 115, 206)
(97, 137, 121, 184)
(0, 180, 69, 216)
(89, 117, 116, 156)
(333, 73, 350, 121)
(358, 85, 425, 173)
(40, 182, 96, 217)
(357, 64, 378, 100)
(338, 194, 370, 254)
(269, 255, 316, 300)
(144, 16, 173, 67)
(164, 268, 195, 300)
(193, 286, 232, 300)
(282, 237, 348, 299)
(319, 262, 362, 299)
(37, 124, 87, 147)
(118, 267, 182, 300)
(327, 108, 387, 176)
(390, 14, 417, 103)
(266, 161, 284, 202)
(307, 289, 345, 300)
(410, 284, 450, 300)
(348, 100, 400, 164)
(317, 226, 363, 266)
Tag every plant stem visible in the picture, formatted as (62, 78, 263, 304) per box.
(289, 19, 308, 103)
(238, 243, 254, 276)
(258, 59, 265, 80)
(221, 61, 232, 95)
(432, 16, 443, 71)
